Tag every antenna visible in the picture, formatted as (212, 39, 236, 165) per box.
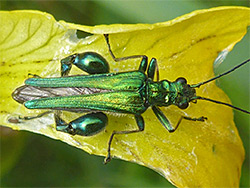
(189, 58, 250, 114)
(193, 96, 250, 114)
(191, 59, 250, 88)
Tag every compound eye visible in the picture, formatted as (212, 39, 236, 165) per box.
(178, 102, 189, 109)
(176, 77, 187, 84)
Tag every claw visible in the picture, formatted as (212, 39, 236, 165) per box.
(200, 116, 208, 121)
(103, 154, 112, 165)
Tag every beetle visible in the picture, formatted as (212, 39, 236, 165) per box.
(12, 34, 250, 163)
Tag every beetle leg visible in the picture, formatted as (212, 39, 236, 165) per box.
(16, 111, 53, 121)
(28, 73, 41, 78)
(8, 111, 53, 124)
(147, 58, 159, 81)
(104, 34, 146, 62)
(60, 54, 74, 76)
(55, 112, 108, 136)
(104, 34, 150, 71)
(152, 106, 207, 132)
(152, 106, 175, 132)
(104, 34, 159, 80)
(175, 116, 207, 131)
(104, 114, 145, 164)
(61, 52, 110, 77)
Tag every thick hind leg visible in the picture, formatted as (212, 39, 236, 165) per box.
(55, 112, 108, 136)
(61, 52, 110, 76)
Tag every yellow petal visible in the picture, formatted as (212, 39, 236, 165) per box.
(0, 7, 249, 187)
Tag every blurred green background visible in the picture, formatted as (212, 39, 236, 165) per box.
(0, 1, 249, 187)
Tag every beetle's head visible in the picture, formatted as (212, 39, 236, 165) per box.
(171, 77, 197, 109)
(158, 78, 196, 109)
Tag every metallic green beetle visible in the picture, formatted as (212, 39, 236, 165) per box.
(12, 34, 250, 163)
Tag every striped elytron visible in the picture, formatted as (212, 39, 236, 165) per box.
(12, 34, 250, 163)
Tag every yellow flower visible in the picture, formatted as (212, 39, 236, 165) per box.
(0, 7, 249, 187)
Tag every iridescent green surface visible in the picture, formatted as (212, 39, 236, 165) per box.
(1, 1, 249, 187)
(14, 48, 208, 165)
